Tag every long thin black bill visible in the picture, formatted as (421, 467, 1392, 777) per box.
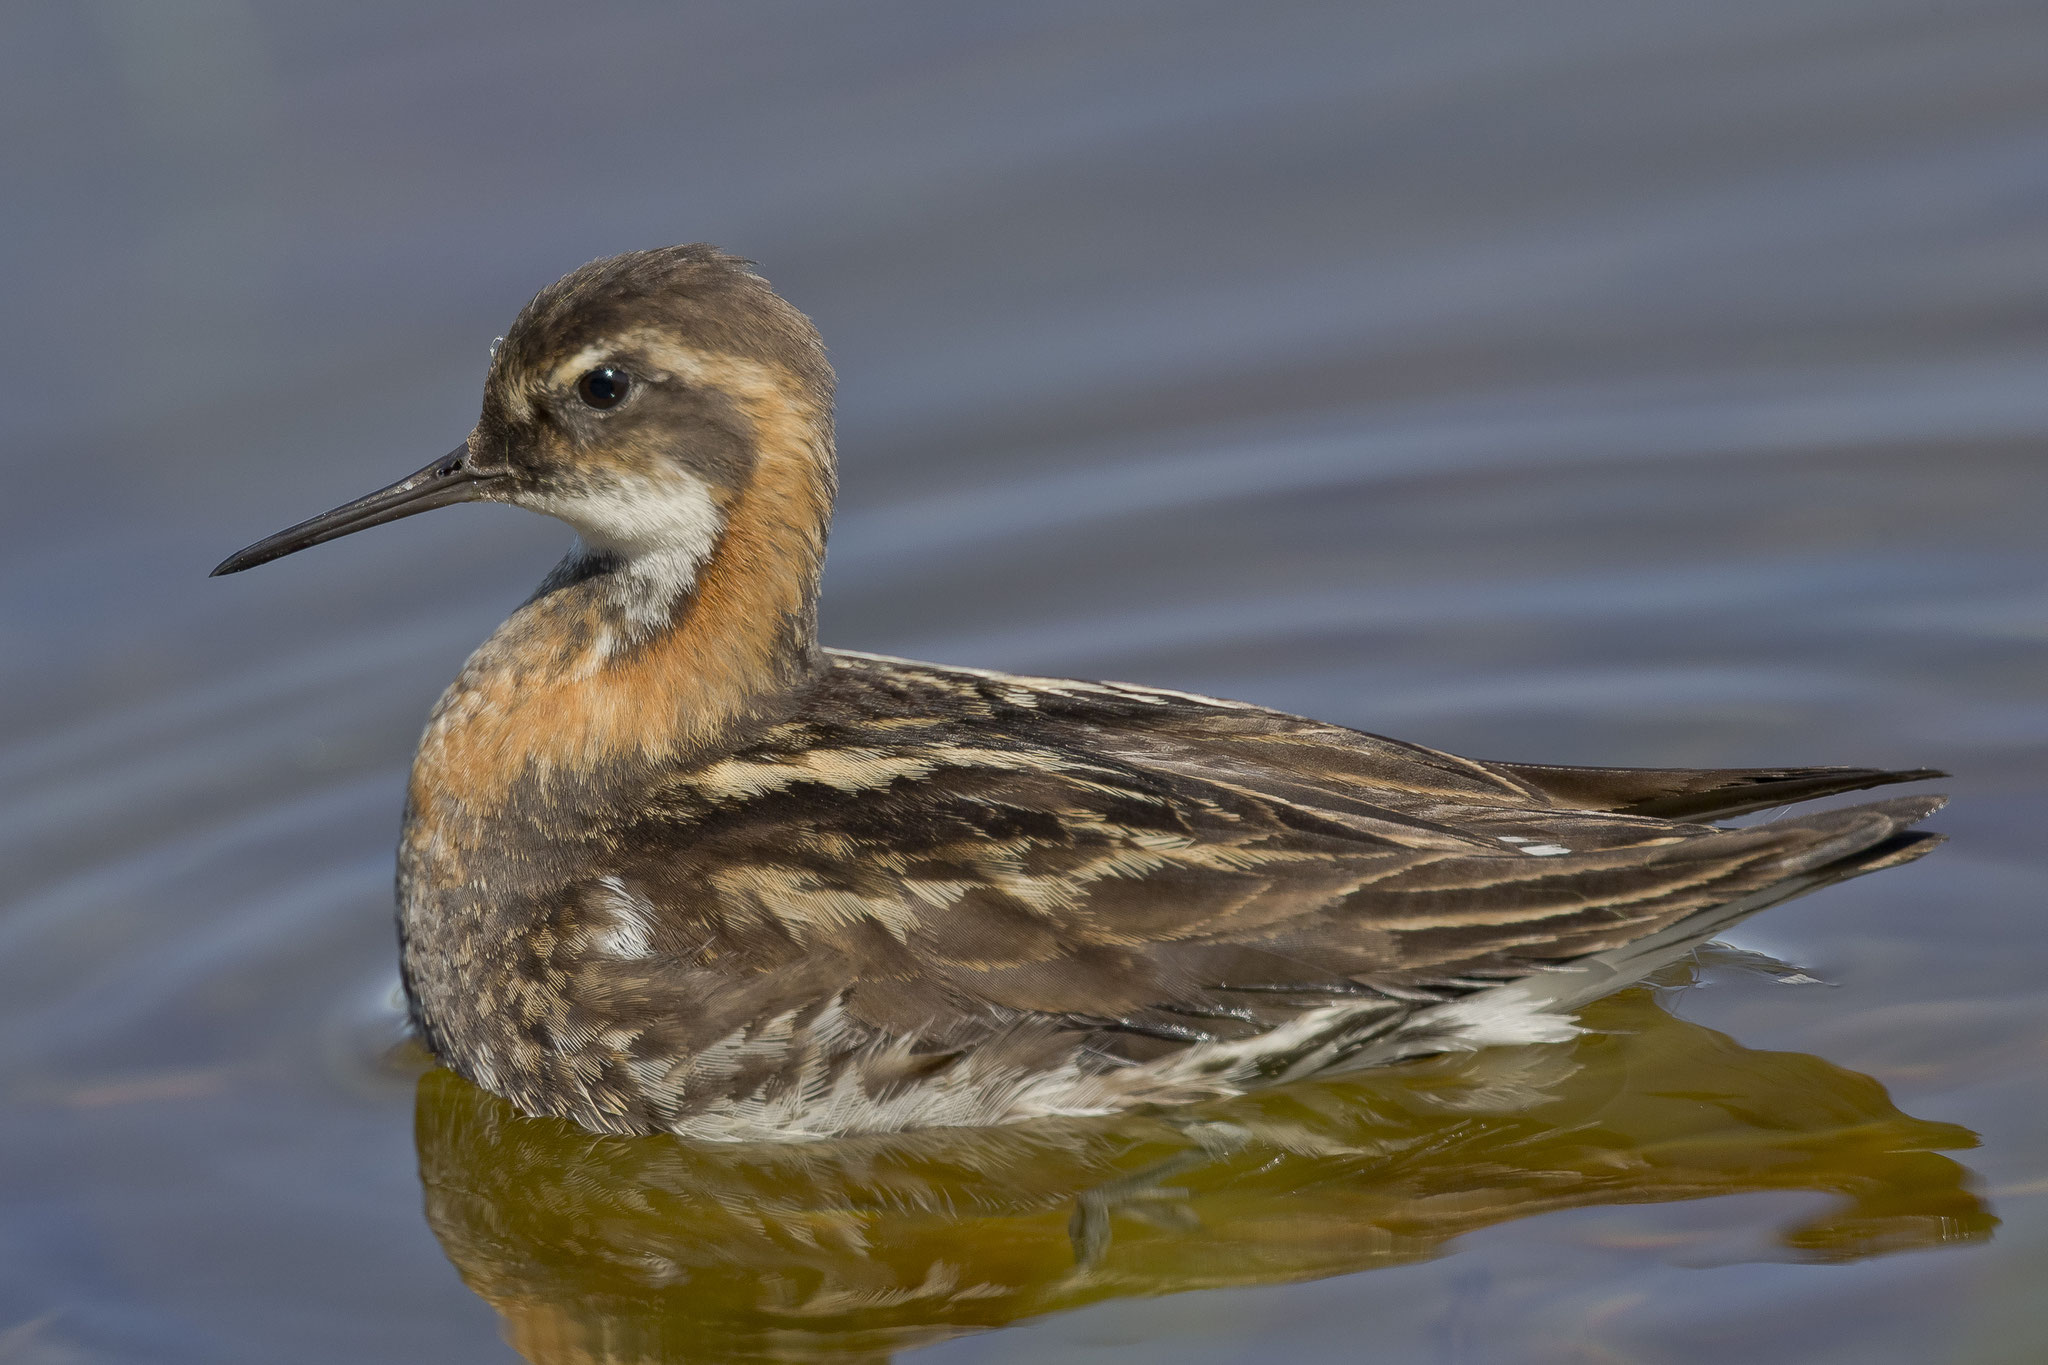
(211, 445, 497, 576)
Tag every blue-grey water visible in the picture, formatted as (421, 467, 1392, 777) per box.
(2, 2, 2045, 1362)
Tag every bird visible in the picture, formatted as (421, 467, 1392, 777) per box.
(213, 244, 1946, 1143)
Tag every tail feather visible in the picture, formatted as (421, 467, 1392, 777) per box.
(1359, 794, 1946, 1066)
(1491, 761, 1947, 822)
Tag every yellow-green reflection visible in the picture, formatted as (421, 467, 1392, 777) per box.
(416, 986, 1993, 1364)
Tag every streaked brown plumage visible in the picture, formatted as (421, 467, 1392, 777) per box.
(214, 245, 1946, 1141)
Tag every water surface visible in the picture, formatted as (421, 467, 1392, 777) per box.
(2, 2, 2045, 1362)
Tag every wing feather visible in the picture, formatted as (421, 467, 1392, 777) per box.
(599, 656, 1942, 1067)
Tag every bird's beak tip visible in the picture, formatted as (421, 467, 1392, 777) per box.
(208, 443, 484, 580)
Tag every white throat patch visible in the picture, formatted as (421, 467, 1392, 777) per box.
(528, 469, 726, 624)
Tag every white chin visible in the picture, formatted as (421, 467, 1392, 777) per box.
(538, 472, 725, 565)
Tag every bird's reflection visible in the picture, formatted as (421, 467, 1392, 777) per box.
(416, 976, 1992, 1364)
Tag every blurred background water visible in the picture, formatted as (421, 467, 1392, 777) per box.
(2, 2, 2045, 1362)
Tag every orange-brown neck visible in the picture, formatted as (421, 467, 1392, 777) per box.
(405, 384, 834, 850)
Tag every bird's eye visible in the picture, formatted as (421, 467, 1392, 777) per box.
(575, 367, 631, 410)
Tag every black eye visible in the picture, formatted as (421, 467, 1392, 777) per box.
(575, 366, 630, 410)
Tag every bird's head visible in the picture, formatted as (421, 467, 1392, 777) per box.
(213, 245, 835, 583)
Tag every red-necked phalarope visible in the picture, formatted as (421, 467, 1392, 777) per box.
(214, 245, 1945, 1141)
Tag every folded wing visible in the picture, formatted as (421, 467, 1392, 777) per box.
(607, 655, 1944, 1067)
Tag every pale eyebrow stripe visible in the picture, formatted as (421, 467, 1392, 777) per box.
(549, 343, 616, 388)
